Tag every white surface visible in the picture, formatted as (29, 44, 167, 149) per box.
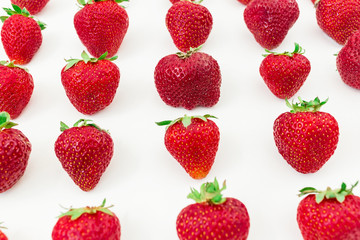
(0, 0, 359, 239)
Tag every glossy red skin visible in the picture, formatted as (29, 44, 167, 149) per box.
(52, 210, 121, 240)
(177, 197, 250, 240)
(243, 0, 299, 50)
(273, 111, 339, 173)
(259, 53, 311, 99)
(297, 195, 360, 239)
(166, 1, 213, 52)
(0, 230, 7, 240)
(74, 0, 129, 58)
(0, 128, 31, 193)
(1, 14, 42, 65)
(316, 0, 360, 45)
(54, 126, 114, 191)
(154, 52, 221, 109)
(11, 0, 50, 15)
(0, 65, 34, 119)
(61, 60, 120, 115)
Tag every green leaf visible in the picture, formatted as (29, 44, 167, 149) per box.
(0, 16, 9, 22)
(81, 51, 91, 63)
(64, 59, 81, 71)
(181, 115, 192, 128)
(335, 192, 346, 203)
(315, 192, 326, 203)
(11, 4, 22, 14)
(155, 120, 172, 126)
(60, 121, 69, 132)
(98, 52, 108, 60)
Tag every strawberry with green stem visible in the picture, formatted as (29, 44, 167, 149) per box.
(10, 0, 50, 15)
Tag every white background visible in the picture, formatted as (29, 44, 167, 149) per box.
(0, 0, 360, 239)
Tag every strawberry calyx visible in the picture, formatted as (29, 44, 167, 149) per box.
(58, 199, 114, 220)
(77, 0, 129, 6)
(286, 97, 328, 113)
(263, 43, 305, 57)
(187, 178, 227, 205)
(60, 119, 105, 132)
(298, 181, 359, 203)
(64, 51, 118, 71)
(156, 114, 217, 128)
(0, 112, 18, 130)
(176, 45, 202, 59)
(0, 60, 29, 72)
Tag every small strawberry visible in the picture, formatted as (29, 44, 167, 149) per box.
(156, 114, 220, 179)
(237, 0, 252, 5)
(273, 97, 339, 174)
(166, 0, 213, 52)
(315, 0, 360, 45)
(297, 182, 360, 239)
(259, 43, 311, 99)
(10, 0, 49, 15)
(61, 51, 120, 115)
(177, 178, 250, 240)
(0, 4, 46, 65)
(243, 0, 299, 50)
(0, 112, 31, 193)
(74, 0, 129, 58)
(54, 119, 114, 191)
(0, 223, 8, 240)
(154, 46, 221, 110)
(52, 199, 121, 240)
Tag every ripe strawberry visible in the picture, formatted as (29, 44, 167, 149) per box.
(315, 0, 360, 45)
(177, 178, 250, 240)
(243, 0, 299, 50)
(156, 114, 219, 179)
(260, 43, 311, 99)
(297, 182, 360, 239)
(273, 97, 339, 174)
(0, 112, 31, 193)
(10, 0, 49, 15)
(154, 47, 221, 109)
(0, 4, 46, 65)
(61, 51, 120, 115)
(74, 0, 129, 58)
(237, 0, 252, 5)
(52, 199, 121, 240)
(54, 119, 114, 191)
(166, 0, 213, 52)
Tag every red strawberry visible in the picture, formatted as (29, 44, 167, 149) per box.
(61, 51, 120, 115)
(154, 47, 221, 109)
(52, 199, 121, 240)
(315, 0, 360, 45)
(177, 178, 250, 240)
(259, 43, 311, 99)
(297, 182, 360, 239)
(74, 0, 129, 58)
(0, 4, 46, 65)
(10, 0, 49, 15)
(243, 0, 299, 50)
(273, 97, 339, 174)
(0, 112, 31, 193)
(54, 119, 114, 191)
(166, 0, 213, 52)
(156, 114, 220, 179)
(0, 61, 34, 119)
(237, 0, 252, 5)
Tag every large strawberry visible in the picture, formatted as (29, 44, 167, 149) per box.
(315, 0, 360, 45)
(10, 0, 49, 15)
(0, 4, 46, 65)
(74, 0, 129, 58)
(297, 182, 360, 239)
(259, 43, 311, 99)
(61, 51, 120, 115)
(166, 0, 213, 52)
(54, 119, 114, 191)
(154, 47, 221, 110)
(243, 0, 299, 50)
(177, 178, 250, 240)
(0, 112, 31, 193)
(52, 199, 121, 240)
(156, 114, 219, 179)
(273, 97, 339, 174)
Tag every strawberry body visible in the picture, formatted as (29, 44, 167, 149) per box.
(243, 0, 299, 49)
(166, 1, 213, 52)
(0, 229, 7, 240)
(74, 0, 129, 58)
(10, 0, 50, 15)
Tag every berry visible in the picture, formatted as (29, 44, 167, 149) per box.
(10, 0, 49, 15)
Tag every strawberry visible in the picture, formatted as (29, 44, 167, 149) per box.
(0, 112, 31, 193)
(154, 47, 221, 110)
(0, 61, 34, 119)
(54, 119, 114, 191)
(297, 182, 360, 239)
(0, 4, 46, 65)
(259, 43, 311, 99)
(243, 0, 299, 50)
(177, 178, 250, 240)
(156, 114, 219, 179)
(10, 0, 49, 15)
(237, 0, 252, 5)
(74, 0, 129, 58)
(52, 199, 121, 240)
(166, 0, 213, 52)
(315, 0, 360, 45)
(61, 51, 120, 115)
(273, 97, 339, 174)
(0, 223, 7, 240)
